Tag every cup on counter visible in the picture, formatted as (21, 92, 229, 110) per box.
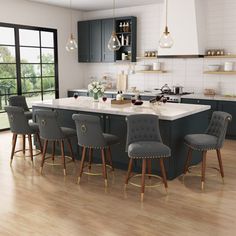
(152, 62, 161, 71)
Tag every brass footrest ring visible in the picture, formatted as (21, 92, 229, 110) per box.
(44, 155, 74, 166)
(129, 174, 163, 188)
(83, 163, 113, 176)
(14, 149, 41, 158)
(187, 165, 220, 177)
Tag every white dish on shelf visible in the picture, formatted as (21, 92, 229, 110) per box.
(207, 65, 220, 71)
(135, 64, 151, 71)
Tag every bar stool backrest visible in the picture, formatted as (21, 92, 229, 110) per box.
(5, 106, 32, 134)
(126, 114, 162, 149)
(8, 95, 29, 111)
(205, 111, 232, 149)
(35, 110, 65, 140)
(72, 114, 106, 148)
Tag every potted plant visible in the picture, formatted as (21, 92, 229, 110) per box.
(88, 81, 105, 102)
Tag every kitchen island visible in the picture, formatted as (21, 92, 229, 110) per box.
(32, 97, 210, 179)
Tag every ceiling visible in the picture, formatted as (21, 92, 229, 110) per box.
(28, 0, 161, 11)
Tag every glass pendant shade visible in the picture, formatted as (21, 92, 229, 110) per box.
(108, 31, 121, 51)
(66, 33, 78, 52)
(159, 27, 173, 48)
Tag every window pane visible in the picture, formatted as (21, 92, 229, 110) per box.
(41, 31, 54, 47)
(0, 64, 16, 78)
(0, 79, 17, 94)
(19, 29, 40, 47)
(24, 92, 42, 108)
(43, 91, 55, 100)
(0, 46, 16, 63)
(0, 112, 9, 129)
(21, 64, 41, 77)
(20, 47, 40, 63)
(43, 77, 55, 91)
(0, 27, 15, 45)
(21, 77, 41, 93)
(42, 64, 54, 76)
(0, 95, 10, 112)
(42, 48, 54, 63)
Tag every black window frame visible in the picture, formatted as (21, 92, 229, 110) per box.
(0, 22, 59, 131)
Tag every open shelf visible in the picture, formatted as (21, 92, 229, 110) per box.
(136, 70, 167, 73)
(204, 55, 236, 59)
(204, 71, 236, 75)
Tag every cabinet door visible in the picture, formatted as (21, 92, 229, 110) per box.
(218, 101, 236, 138)
(102, 19, 115, 62)
(78, 21, 90, 62)
(90, 20, 102, 62)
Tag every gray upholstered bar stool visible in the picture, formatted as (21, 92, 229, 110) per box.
(125, 114, 171, 201)
(35, 110, 76, 176)
(5, 106, 42, 165)
(183, 111, 232, 190)
(8, 95, 32, 120)
(72, 114, 119, 187)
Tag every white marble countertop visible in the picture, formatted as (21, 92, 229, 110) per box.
(181, 94, 236, 102)
(32, 97, 210, 121)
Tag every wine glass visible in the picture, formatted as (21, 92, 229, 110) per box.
(131, 96, 136, 105)
(162, 97, 167, 104)
(73, 93, 78, 99)
(102, 95, 107, 102)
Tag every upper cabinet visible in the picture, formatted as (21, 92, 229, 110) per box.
(78, 21, 90, 62)
(78, 16, 137, 63)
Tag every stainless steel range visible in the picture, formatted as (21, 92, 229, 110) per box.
(162, 92, 192, 103)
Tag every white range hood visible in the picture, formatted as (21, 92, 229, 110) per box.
(158, 0, 206, 57)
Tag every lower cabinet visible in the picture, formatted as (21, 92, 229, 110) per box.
(181, 98, 236, 139)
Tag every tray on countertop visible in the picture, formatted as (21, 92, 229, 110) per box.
(111, 99, 131, 105)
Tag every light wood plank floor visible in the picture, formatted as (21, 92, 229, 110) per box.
(0, 131, 236, 236)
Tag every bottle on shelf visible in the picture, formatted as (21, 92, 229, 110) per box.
(122, 22, 126, 32)
(121, 34, 125, 46)
(126, 22, 130, 32)
(125, 35, 129, 46)
(119, 22, 123, 32)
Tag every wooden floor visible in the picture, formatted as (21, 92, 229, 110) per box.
(0, 131, 236, 236)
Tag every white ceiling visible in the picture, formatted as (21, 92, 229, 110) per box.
(28, 0, 161, 11)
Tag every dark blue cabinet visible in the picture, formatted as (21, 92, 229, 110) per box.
(78, 21, 90, 62)
(90, 20, 102, 62)
(102, 19, 115, 62)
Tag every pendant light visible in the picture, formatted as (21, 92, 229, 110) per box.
(66, 0, 78, 52)
(108, 0, 121, 51)
(159, 0, 173, 48)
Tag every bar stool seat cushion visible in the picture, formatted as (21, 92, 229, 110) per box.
(103, 133, 119, 146)
(128, 141, 171, 159)
(61, 127, 76, 138)
(29, 122, 39, 133)
(25, 111, 33, 120)
(184, 134, 218, 151)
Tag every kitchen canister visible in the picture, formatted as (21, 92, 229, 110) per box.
(153, 62, 161, 71)
(224, 62, 234, 71)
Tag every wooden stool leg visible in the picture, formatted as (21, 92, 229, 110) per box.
(201, 151, 207, 190)
(60, 140, 66, 176)
(36, 133, 43, 153)
(160, 158, 168, 192)
(216, 149, 224, 183)
(40, 140, 48, 174)
(22, 135, 26, 154)
(147, 159, 152, 178)
(125, 158, 133, 186)
(107, 147, 114, 171)
(51, 141, 55, 162)
(101, 148, 108, 187)
(10, 134, 17, 166)
(67, 139, 75, 162)
(141, 159, 146, 201)
(88, 147, 93, 170)
(184, 148, 193, 174)
(28, 134, 33, 165)
(77, 147, 86, 184)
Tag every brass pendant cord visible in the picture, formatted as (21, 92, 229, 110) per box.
(112, 0, 115, 32)
(70, 0, 72, 37)
(165, 0, 168, 29)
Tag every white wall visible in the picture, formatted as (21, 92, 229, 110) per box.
(81, 1, 236, 96)
(0, 0, 84, 97)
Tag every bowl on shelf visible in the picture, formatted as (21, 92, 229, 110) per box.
(135, 64, 151, 71)
(134, 100, 143, 106)
(207, 65, 220, 71)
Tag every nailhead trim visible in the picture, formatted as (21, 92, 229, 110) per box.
(184, 142, 216, 151)
(129, 154, 170, 159)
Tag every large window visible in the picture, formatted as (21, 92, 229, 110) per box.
(0, 23, 58, 130)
